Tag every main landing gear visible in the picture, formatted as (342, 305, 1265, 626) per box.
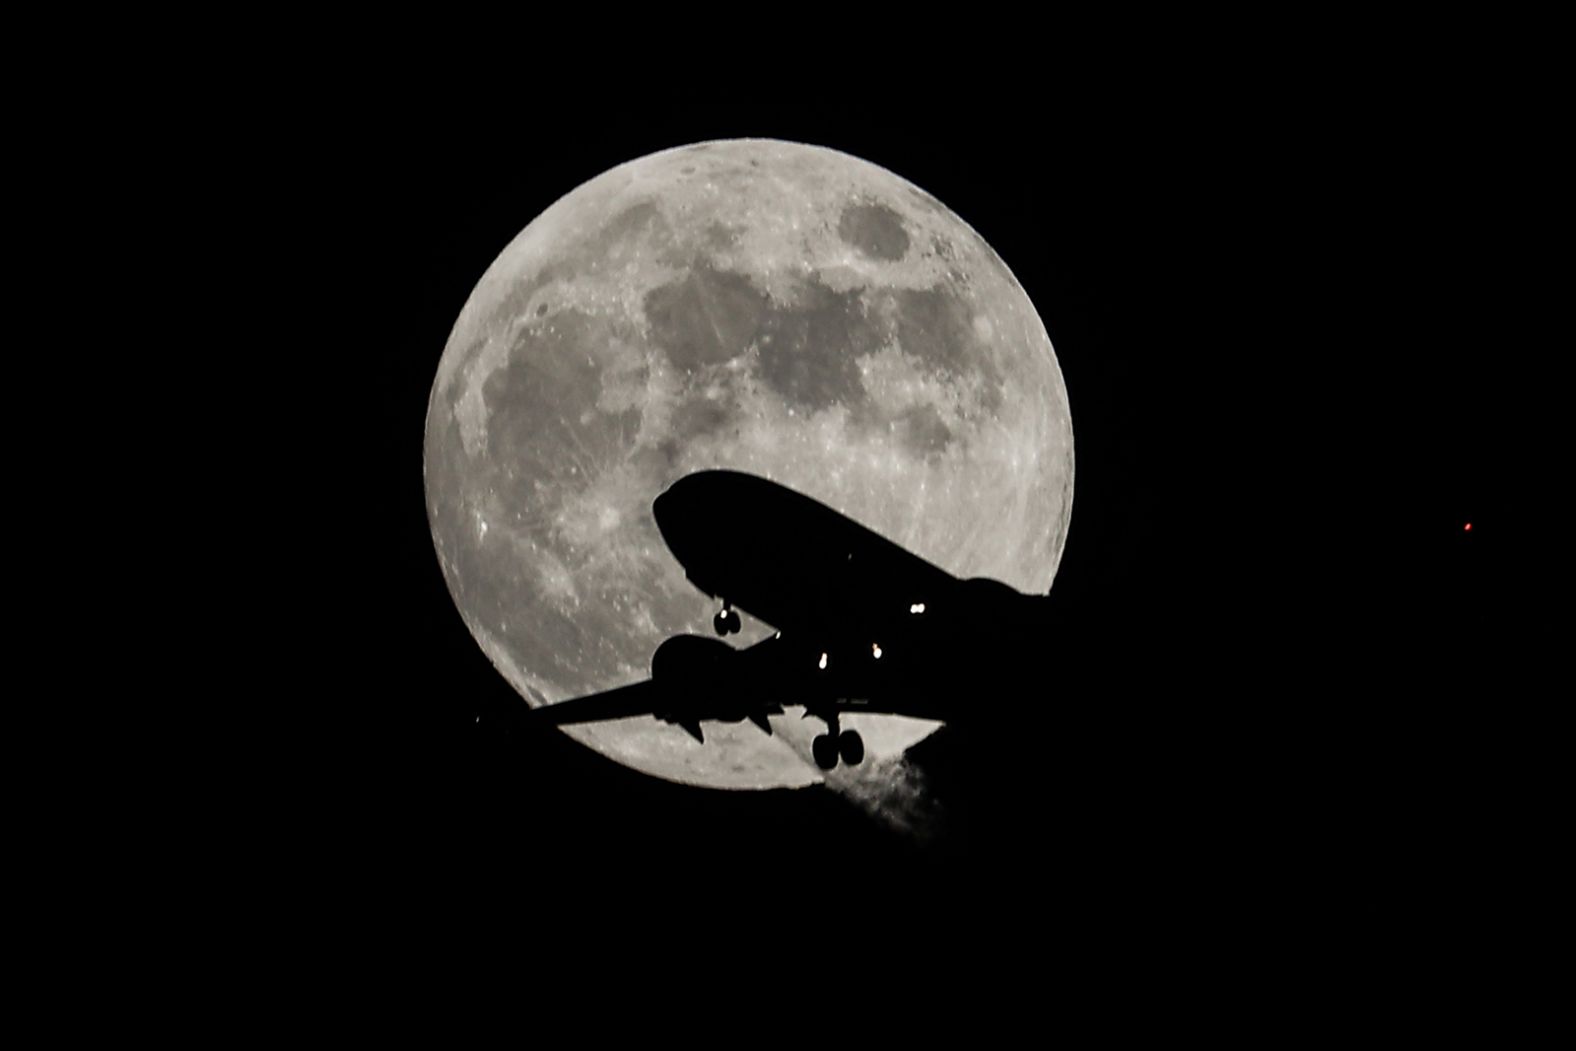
(712, 602, 742, 636)
(810, 711, 864, 770)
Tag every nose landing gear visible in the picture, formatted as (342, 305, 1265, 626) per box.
(712, 602, 741, 636)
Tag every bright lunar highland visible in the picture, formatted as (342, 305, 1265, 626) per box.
(425, 139, 1073, 790)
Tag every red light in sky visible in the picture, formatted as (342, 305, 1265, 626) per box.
(1463, 522, 1472, 532)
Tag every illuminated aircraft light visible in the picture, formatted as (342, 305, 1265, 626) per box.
(818, 652, 828, 670)
(1464, 522, 1472, 532)
(872, 643, 882, 659)
(910, 603, 925, 614)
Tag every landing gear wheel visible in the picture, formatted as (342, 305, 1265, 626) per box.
(713, 608, 742, 636)
(838, 730, 865, 766)
(713, 611, 729, 636)
(812, 734, 839, 770)
(725, 609, 741, 634)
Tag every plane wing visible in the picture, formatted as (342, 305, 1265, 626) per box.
(523, 634, 802, 743)
(526, 680, 665, 727)
(526, 679, 714, 743)
(512, 624, 968, 773)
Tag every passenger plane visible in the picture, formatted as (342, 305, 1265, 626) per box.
(524, 469, 1052, 770)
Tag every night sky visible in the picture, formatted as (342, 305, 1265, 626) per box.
(293, 96, 1517, 969)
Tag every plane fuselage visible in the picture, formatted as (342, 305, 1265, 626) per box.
(651, 470, 1045, 724)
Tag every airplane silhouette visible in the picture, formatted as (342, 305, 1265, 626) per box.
(524, 469, 1052, 770)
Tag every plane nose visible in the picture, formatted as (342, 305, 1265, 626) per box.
(653, 473, 726, 572)
(652, 480, 694, 559)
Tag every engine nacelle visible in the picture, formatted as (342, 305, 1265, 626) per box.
(650, 634, 756, 727)
(651, 633, 734, 686)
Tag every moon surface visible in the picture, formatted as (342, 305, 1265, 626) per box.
(424, 139, 1073, 790)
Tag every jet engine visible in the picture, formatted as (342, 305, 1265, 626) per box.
(651, 633, 734, 686)
(649, 634, 777, 738)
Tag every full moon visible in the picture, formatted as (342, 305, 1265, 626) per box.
(425, 140, 1073, 790)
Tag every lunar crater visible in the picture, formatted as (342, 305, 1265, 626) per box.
(837, 201, 911, 261)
